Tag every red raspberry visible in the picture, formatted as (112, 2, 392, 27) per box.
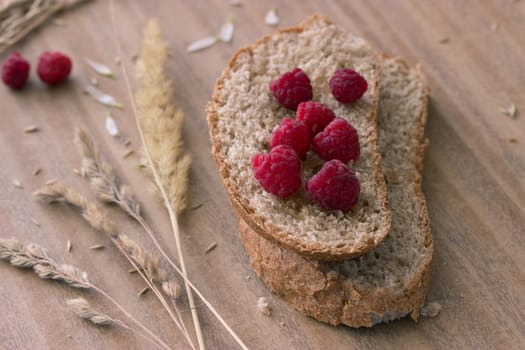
(269, 118, 312, 158)
(37, 51, 72, 85)
(312, 118, 360, 163)
(269, 68, 313, 110)
(329, 68, 367, 103)
(1, 52, 30, 90)
(306, 160, 360, 211)
(252, 145, 301, 198)
(296, 101, 336, 135)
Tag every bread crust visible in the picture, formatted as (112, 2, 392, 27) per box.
(237, 57, 433, 327)
(207, 15, 390, 261)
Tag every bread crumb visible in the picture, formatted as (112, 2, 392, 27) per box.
(420, 302, 442, 318)
(257, 297, 271, 316)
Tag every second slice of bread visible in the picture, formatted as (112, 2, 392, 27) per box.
(239, 56, 433, 327)
(207, 15, 391, 261)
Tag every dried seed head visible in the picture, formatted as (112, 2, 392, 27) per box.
(162, 280, 182, 301)
(67, 298, 115, 326)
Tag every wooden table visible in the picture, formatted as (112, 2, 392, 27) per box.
(1, 1, 524, 349)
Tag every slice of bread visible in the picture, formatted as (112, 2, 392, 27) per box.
(207, 15, 391, 261)
(238, 56, 433, 327)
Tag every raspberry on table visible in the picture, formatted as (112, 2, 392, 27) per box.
(252, 145, 302, 198)
(37, 51, 72, 85)
(312, 118, 360, 163)
(329, 68, 367, 103)
(306, 159, 360, 211)
(1, 52, 30, 90)
(269, 68, 313, 110)
(296, 101, 336, 135)
(269, 118, 312, 158)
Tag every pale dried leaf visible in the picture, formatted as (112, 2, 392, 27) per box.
(265, 9, 279, 27)
(105, 114, 119, 136)
(219, 17, 234, 43)
(187, 36, 218, 52)
(84, 58, 115, 78)
(85, 85, 123, 109)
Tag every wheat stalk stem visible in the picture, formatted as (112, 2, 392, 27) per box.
(108, 3, 204, 349)
(108, 3, 248, 348)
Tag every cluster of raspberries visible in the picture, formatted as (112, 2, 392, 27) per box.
(252, 67, 367, 212)
(2, 51, 72, 89)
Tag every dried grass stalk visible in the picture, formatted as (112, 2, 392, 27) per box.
(75, 128, 140, 217)
(111, 5, 248, 347)
(1, 236, 173, 350)
(0, 0, 91, 55)
(34, 181, 192, 349)
(0, 237, 90, 288)
(135, 19, 191, 215)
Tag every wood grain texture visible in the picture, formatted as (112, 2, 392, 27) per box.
(0, 0, 524, 349)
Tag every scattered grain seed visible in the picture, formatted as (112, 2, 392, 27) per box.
(52, 18, 65, 26)
(73, 168, 82, 176)
(24, 125, 39, 133)
(499, 104, 517, 118)
(130, 53, 139, 62)
(85, 58, 115, 78)
(257, 297, 271, 316)
(229, 0, 243, 6)
(84, 85, 123, 109)
(90, 77, 98, 86)
(105, 113, 119, 136)
(89, 244, 105, 250)
(490, 22, 499, 32)
(45, 179, 58, 185)
(439, 37, 450, 44)
(219, 16, 234, 43)
(30, 217, 41, 226)
(67, 240, 72, 252)
(205, 242, 218, 254)
(138, 286, 149, 296)
(124, 139, 132, 147)
(265, 8, 279, 27)
(114, 56, 121, 65)
(191, 201, 205, 210)
(33, 167, 42, 176)
(128, 268, 138, 273)
(123, 149, 134, 158)
(187, 36, 218, 52)
(509, 137, 518, 143)
(12, 179, 22, 189)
